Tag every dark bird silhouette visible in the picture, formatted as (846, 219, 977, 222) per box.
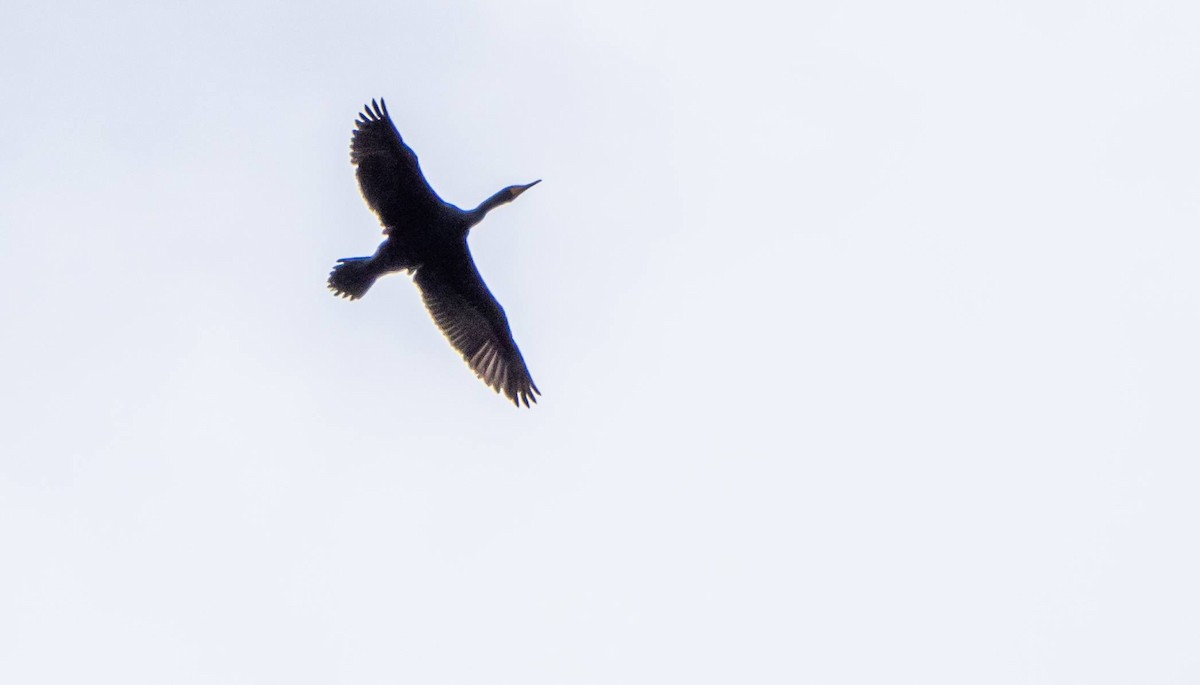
(328, 99, 541, 407)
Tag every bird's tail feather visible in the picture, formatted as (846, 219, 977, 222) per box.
(328, 257, 379, 300)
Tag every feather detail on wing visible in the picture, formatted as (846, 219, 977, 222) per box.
(414, 263, 540, 407)
(350, 99, 443, 234)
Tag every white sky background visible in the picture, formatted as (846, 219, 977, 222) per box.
(2, 0, 1199, 682)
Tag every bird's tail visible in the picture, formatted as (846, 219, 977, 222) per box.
(328, 257, 379, 300)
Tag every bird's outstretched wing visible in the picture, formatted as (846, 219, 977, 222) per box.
(414, 262, 540, 407)
(350, 99, 442, 234)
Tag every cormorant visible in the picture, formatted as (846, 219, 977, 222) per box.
(328, 99, 541, 407)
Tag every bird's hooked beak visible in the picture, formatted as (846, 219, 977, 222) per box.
(510, 179, 541, 199)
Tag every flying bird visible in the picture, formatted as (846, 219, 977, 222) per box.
(328, 99, 541, 407)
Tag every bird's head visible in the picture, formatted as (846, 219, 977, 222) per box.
(506, 179, 541, 201)
(470, 180, 541, 225)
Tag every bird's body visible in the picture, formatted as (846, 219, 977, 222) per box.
(329, 99, 541, 407)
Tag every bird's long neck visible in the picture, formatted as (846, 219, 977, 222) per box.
(466, 188, 513, 227)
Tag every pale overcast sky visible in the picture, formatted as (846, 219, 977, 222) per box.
(2, 1, 1199, 683)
